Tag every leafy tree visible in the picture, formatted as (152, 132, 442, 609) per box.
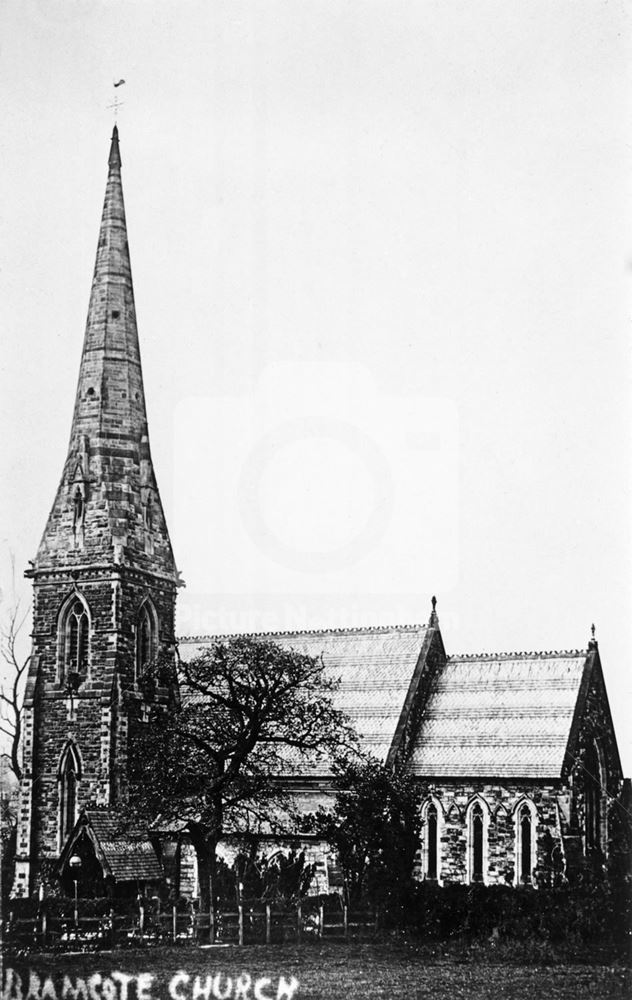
(128, 636, 355, 912)
(307, 759, 423, 914)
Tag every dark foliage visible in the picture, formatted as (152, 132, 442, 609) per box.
(306, 758, 423, 909)
(397, 875, 631, 960)
(230, 846, 316, 906)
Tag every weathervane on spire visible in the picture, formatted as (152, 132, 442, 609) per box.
(108, 79, 126, 123)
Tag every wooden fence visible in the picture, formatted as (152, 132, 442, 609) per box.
(2, 903, 379, 953)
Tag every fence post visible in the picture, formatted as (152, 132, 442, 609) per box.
(297, 903, 302, 944)
(319, 904, 324, 940)
(238, 903, 244, 946)
(110, 907, 115, 948)
(343, 904, 348, 941)
(41, 910, 47, 948)
(172, 904, 177, 943)
(139, 904, 145, 942)
(209, 906, 215, 945)
(265, 904, 271, 945)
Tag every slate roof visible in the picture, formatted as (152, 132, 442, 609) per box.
(178, 625, 428, 765)
(407, 651, 589, 779)
(80, 810, 162, 881)
(178, 628, 595, 782)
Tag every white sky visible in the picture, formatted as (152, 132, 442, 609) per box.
(1, 1, 631, 771)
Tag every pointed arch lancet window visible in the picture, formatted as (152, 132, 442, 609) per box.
(467, 800, 488, 885)
(59, 744, 80, 849)
(59, 595, 90, 682)
(427, 803, 438, 880)
(515, 800, 537, 885)
(472, 804, 484, 882)
(136, 601, 158, 677)
(421, 800, 441, 881)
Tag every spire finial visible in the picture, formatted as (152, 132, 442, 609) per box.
(589, 622, 598, 649)
(107, 79, 126, 136)
(429, 595, 439, 627)
(108, 124, 121, 170)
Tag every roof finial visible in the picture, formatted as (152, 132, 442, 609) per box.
(589, 622, 598, 649)
(429, 595, 439, 627)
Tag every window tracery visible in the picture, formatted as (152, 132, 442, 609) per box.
(514, 799, 537, 885)
(467, 798, 489, 884)
(59, 594, 90, 682)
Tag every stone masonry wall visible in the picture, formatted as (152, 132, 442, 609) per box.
(17, 565, 176, 892)
(414, 780, 563, 886)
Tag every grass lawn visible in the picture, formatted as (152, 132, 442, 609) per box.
(3, 944, 630, 1000)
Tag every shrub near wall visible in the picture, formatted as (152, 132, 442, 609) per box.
(396, 880, 631, 959)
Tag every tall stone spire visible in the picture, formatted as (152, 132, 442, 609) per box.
(13, 127, 180, 898)
(33, 125, 176, 581)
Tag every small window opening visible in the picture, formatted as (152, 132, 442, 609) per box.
(86, 387, 95, 398)
(144, 493, 153, 531)
(426, 803, 438, 880)
(136, 603, 157, 677)
(59, 749, 79, 846)
(471, 803, 484, 883)
(73, 488, 84, 529)
(518, 805, 533, 883)
(111, 310, 120, 319)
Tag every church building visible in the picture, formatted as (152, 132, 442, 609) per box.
(12, 127, 627, 898)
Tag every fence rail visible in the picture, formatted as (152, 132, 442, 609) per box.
(2, 903, 378, 953)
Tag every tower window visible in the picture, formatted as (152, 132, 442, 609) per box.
(111, 310, 120, 319)
(58, 743, 81, 850)
(136, 601, 158, 677)
(59, 595, 90, 682)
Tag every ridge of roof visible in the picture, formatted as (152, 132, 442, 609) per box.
(177, 623, 429, 643)
(448, 649, 588, 661)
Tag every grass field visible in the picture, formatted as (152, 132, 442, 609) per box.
(3, 944, 630, 1000)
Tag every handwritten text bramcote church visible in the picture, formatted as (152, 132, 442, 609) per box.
(2, 970, 300, 1000)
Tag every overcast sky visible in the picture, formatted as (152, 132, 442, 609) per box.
(1, 1, 631, 770)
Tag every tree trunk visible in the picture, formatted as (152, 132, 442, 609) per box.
(189, 825, 219, 914)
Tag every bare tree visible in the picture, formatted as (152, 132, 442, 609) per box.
(0, 595, 30, 783)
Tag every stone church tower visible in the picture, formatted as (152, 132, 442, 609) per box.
(12, 127, 180, 896)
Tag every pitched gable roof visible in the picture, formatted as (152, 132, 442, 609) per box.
(178, 624, 429, 765)
(60, 809, 162, 882)
(406, 650, 591, 779)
